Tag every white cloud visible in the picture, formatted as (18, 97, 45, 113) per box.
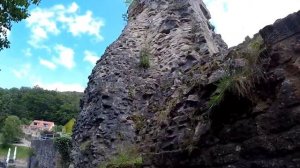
(37, 44, 76, 70)
(12, 64, 31, 79)
(203, 0, 300, 47)
(53, 44, 75, 69)
(34, 81, 84, 92)
(39, 58, 57, 70)
(67, 2, 79, 13)
(26, 2, 104, 47)
(26, 8, 60, 47)
(23, 48, 32, 57)
(61, 11, 104, 40)
(83, 50, 100, 65)
(23, 71, 84, 92)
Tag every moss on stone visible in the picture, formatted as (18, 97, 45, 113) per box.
(98, 146, 142, 168)
(79, 140, 92, 152)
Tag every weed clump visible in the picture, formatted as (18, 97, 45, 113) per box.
(79, 140, 92, 152)
(139, 49, 150, 69)
(209, 35, 266, 109)
(98, 145, 142, 168)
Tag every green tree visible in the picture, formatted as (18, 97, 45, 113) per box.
(0, 87, 82, 126)
(63, 118, 75, 135)
(54, 136, 72, 168)
(1, 115, 23, 145)
(53, 125, 63, 133)
(0, 0, 40, 50)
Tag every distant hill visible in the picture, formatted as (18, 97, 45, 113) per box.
(0, 86, 83, 128)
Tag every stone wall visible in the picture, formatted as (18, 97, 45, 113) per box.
(72, 0, 300, 167)
(72, 0, 227, 167)
(30, 140, 57, 168)
(142, 10, 300, 168)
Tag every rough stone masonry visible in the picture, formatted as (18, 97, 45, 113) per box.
(72, 0, 300, 167)
(72, 0, 226, 167)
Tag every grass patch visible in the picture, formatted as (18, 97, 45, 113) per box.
(209, 35, 266, 109)
(99, 146, 142, 168)
(130, 114, 145, 132)
(79, 140, 91, 152)
(208, 71, 254, 108)
(139, 49, 150, 69)
(0, 145, 33, 159)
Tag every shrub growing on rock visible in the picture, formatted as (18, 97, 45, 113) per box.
(209, 35, 265, 109)
(54, 136, 72, 168)
(139, 49, 150, 69)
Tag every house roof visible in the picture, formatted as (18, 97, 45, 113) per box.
(30, 120, 55, 128)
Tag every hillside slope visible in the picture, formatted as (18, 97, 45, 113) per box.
(0, 87, 82, 126)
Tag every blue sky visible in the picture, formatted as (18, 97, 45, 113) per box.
(0, 0, 299, 92)
(0, 0, 128, 91)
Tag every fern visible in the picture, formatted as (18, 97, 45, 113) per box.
(208, 35, 266, 109)
(208, 76, 233, 108)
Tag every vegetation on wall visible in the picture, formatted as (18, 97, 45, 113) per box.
(122, 0, 135, 22)
(54, 136, 72, 168)
(99, 145, 142, 168)
(139, 49, 151, 69)
(122, 13, 129, 22)
(124, 0, 135, 6)
(209, 75, 234, 108)
(79, 140, 92, 153)
(209, 35, 265, 109)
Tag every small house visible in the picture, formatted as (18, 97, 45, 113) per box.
(29, 120, 55, 131)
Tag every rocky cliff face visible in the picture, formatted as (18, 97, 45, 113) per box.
(141, 10, 300, 167)
(72, 0, 226, 167)
(72, 0, 300, 167)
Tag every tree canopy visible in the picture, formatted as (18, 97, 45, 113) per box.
(0, 0, 40, 50)
(0, 87, 83, 128)
(54, 136, 72, 167)
(2, 115, 23, 144)
(63, 118, 75, 135)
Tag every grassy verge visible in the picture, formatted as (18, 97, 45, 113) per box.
(0, 145, 32, 159)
